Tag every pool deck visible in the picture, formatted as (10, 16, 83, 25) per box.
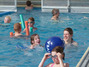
(76, 47, 89, 67)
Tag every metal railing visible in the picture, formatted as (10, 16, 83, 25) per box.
(41, 0, 89, 13)
(0, 0, 17, 12)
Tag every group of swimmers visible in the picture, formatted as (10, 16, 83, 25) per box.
(14, 17, 37, 37)
(0, 0, 78, 67)
(38, 27, 78, 67)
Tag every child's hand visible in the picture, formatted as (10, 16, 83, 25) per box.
(57, 52, 63, 60)
(44, 53, 51, 60)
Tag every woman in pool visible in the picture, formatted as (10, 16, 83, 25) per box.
(29, 34, 40, 49)
(51, 9, 60, 20)
(63, 27, 78, 46)
(38, 46, 69, 67)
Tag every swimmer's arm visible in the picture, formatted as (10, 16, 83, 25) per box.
(23, 28, 26, 33)
(57, 53, 65, 67)
(51, 17, 54, 20)
(38, 57, 46, 67)
(38, 53, 51, 67)
(29, 45, 34, 49)
(32, 27, 37, 32)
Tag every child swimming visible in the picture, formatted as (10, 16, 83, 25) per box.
(51, 9, 60, 20)
(14, 23, 22, 37)
(4, 16, 11, 23)
(38, 46, 69, 67)
(28, 17, 37, 30)
(0, 16, 11, 26)
(29, 34, 40, 49)
(23, 17, 37, 33)
(28, 17, 35, 25)
(63, 27, 78, 46)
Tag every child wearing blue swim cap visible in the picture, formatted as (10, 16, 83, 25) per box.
(38, 46, 69, 67)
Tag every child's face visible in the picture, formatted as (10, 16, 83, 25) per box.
(63, 31, 72, 41)
(29, 23, 33, 27)
(28, 19, 34, 27)
(33, 35, 40, 45)
(4, 18, 9, 23)
(51, 51, 59, 64)
(28, 19, 32, 23)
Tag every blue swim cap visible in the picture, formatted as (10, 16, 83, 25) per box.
(45, 36, 64, 53)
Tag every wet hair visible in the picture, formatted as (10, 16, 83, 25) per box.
(64, 27, 73, 35)
(14, 23, 21, 33)
(28, 17, 35, 24)
(30, 34, 39, 44)
(64, 27, 73, 42)
(52, 46, 65, 60)
(28, 17, 34, 21)
(52, 9, 59, 16)
(26, 0, 31, 6)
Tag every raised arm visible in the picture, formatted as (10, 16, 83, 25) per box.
(38, 53, 51, 67)
(57, 53, 65, 67)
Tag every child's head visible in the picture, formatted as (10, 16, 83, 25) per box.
(4, 16, 11, 23)
(63, 27, 73, 41)
(51, 46, 65, 64)
(26, 0, 31, 6)
(52, 9, 59, 17)
(14, 23, 21, 33)
(28, 17, 35, 25)
(28, 17, 35, 27)
(30, 34, 40, 45)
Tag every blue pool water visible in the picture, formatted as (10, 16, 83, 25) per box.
(0, 7, 89, 67)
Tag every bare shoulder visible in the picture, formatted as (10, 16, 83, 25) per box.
(31, 4, 33, 7)
(45, 63, 53, 67)
(64, 63, 69, 67)
(29, 45, 34, 49)
(72, 41, 78, 46)
(51, 17, 54, 20)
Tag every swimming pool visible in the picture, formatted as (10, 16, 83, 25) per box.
(0, 7, 89, 67)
